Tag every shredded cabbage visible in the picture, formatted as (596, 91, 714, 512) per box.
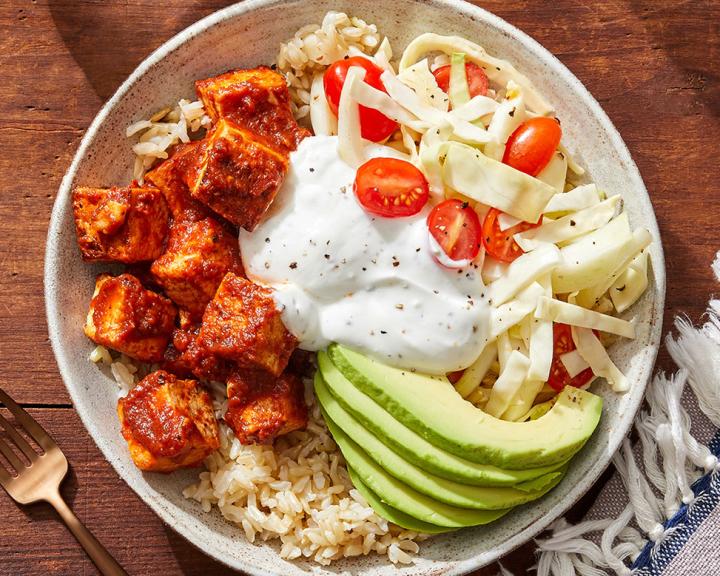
(397, 59, 449, 112)
(571, 326, 628, 392)
(374, 37, 394, 72)
(560, 349, 590, 378)
(490, 282, 544, 337)
(449, 52, 471, 108)
(527, 276, 553, 382)
(488, 243, 562, 306)
(609, 251, 649, 313)
(536, 150, 568, 193)
(573, 228, 652, 308)
(497, 212, 523, 231)
(535, 296, 636, 339)
(514, 195, 621, 252)
(481, 256, 509, 284)
(337, 66, 367, 167)
(310, 73, 337, 137)
(484, 81, 526, 161)
(502, 380, 545, 421)
(543, 183, 601, 215)
(454, 340, 498, 398)
(349, 74, 424, 129)
(523, 397, 557, 421)
(398, 33, 553, 114)
(442, 143, 556, 223)
(380, 69, 446, 125)
(551, 213, 633, 294)
(484, 350, 531, 418)
(559, 143, 585, 176)
(449, 94, 499, 123)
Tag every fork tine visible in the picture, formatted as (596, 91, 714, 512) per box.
(0, 412, 37, 461)
(0, 436, 24, 473)
(0, 460, 11, 486)
(0, 388, 55, 452)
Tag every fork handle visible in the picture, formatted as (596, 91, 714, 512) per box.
(46, 490, 129, 576)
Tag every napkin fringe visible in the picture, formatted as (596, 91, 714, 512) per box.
(523, 257, 720, 576)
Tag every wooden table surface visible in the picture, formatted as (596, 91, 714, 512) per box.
(0, 0, 718, 574)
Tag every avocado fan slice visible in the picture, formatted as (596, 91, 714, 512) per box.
(318, 351, 569, 485)
(316, 372, 566, 509)
(346, 466, 455, 534)
(323, 413, 512, 528)
(328, 344, 603, 468)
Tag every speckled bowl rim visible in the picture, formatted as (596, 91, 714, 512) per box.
(44, 1, 666, 574)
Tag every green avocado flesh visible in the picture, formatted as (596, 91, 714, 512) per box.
(316, 372, 566, 509)
(346, 467, 455, 534)
(317, 352, 568, 485)
(328, 344, 603, 468)
(323, 414, 512, 528)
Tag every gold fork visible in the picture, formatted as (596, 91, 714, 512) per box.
(0, 388, 128, 575)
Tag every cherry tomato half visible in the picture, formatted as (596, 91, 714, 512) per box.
(427, 199, 482, 264)
(502, 117, 562, 176)
(353, 157, 429, 218)
(547, 323, 595, 392)
(481, 208, 542, 263)
(447, 370, 465, 384)
(432, 62, 489, 101)
(323, 57, 398, 142)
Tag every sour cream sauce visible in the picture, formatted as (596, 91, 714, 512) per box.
(240, 135, 490, 374)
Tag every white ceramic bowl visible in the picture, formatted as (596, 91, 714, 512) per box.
(44, 1, 666, 574)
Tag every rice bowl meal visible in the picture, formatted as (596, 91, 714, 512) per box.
(65, 9, 654, 568)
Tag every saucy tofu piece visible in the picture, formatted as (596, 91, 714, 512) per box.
(163, 325, 234, 383)
(72, 185, 169, 262)
(224, 368, 307, 444)
(197, 272, 296, 376)
(84, 273, 176, 362)
(117, 370, 220, 472)
(144, 141, 209, 223)
(150, 216, 244, 319)
(195, 66, 309, 154)
(184, 118, 288, 231)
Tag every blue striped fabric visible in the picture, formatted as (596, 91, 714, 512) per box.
(632, 431, 720, 575)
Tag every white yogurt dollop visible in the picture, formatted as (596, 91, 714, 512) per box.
(240, 135, 490, 374)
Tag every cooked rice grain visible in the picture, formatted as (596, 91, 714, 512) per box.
(276, 11, 381, 120)
(183, 400, 423, 565)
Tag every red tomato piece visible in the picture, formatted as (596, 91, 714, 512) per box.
(353, 157, 429, 218)
(547, 323, 595, 392)
(432, 62, 489, 101)
(323, 57, 398, 142)
(481, 208, 542, 263)
(427, 199, 482, 264)
(502, 117, 562, 176)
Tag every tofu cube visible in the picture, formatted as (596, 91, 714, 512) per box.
(162, 325, 234, 383)
(195, 66, 309, 154)
(184, 118, 288, 231)
(224, 368, 307, 444)
(117, 370, 220, 472)
(84, 273, 176, 362)
(150, 216, 244, 319)
(72, 185, 169, 262)
(197, 272, 296, 376)
(144, 141, 209, 223)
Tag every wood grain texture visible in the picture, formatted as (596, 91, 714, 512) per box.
(0, 0, 717, 574)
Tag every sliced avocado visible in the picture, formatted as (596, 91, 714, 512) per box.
(323, 414, 511, 528)
(318, 351, 568, 485)
(346, 466, 454, 534)
(316, 372, 565, 509)
(328, 344, 603, 468)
